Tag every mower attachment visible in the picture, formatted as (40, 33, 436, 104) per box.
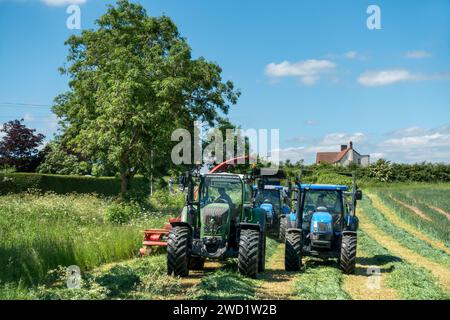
(139, 217, 181, 256)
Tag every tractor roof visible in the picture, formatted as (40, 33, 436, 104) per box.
(299, 184, 349, 191)
(205, 173, 244, 179)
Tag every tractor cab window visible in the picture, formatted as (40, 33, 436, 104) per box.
(302, 190, 343, 224)
(200, 176, 243, 209)
(255, 189, 280, 207)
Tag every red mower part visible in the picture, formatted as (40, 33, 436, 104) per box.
(142, 229, 169, 246)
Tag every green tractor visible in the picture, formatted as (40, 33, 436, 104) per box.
(284, 173, 362, 273)
(167, 172, 267, 278)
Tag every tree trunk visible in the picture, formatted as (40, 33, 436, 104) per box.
(120, 174, 129, 196)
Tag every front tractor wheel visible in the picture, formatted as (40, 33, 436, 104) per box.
(258, 231, 266, 272)
(340, 233, 357, 274)
(167, 226, 191, 277)
(285, 231, 302, 271)
(238, 229, 260, 278)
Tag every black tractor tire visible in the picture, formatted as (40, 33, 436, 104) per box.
(189, 257, 205, 270)
(285, 231, 302, 271)
(340, 233, 357, 274)
(258, 231, 266, 272)
(279, 216, 287, 242)
(238, 229, 260, 278)
(167, 226, 191, 277)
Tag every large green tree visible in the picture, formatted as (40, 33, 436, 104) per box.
(54, 0, 239, 194)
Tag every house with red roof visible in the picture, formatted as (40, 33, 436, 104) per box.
(316, 141, 370, 166)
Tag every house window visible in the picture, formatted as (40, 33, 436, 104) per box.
(358, 159, 361, 165)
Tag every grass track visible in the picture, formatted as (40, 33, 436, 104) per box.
(342, 232, 399, 300)
(255, 242, 298, 300)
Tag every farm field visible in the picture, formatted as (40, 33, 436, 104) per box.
(0, 184, 449, 300)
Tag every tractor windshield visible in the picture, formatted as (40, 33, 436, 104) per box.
(255, 189, 281, 209)
(302, 190, 343, 223)
(200, 175, 243, 208)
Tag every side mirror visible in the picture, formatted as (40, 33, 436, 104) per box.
(355, 190, 362, 201)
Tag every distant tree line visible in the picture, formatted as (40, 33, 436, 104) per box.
(279, 159, 450, 184)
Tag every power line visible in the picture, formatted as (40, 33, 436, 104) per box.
(0, 102, 52, 108)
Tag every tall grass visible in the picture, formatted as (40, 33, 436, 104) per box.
(0, 192, 170, 285)
(0, 254, 183, 300)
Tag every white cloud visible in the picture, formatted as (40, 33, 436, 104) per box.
(278, 125, 450, 164)
(41, 0, 86, 6)
(265, 59, 335, 85)
(405, 50, 432, 59)
(326, 51, 366, 60)
(376, 123, 450, 163)
(23, 113, 34, 122)
(358, 69, 419, 86)
(321, 132, 366, 145)
(358, 69, 450, 87)
(343, 51, 366, 60)
(277, 132, 368, 163)
(304, 119, 319, 126)
(380, 133, 450, 149)
(387, 126, 428, 138)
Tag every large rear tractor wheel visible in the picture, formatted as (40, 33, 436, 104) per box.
(167, 226, 191, 277)
(340, 233, 357, 274)
(279, 215, 287, 242)
(238, 229, 260, 278)
(258, 231, 266, 272)
(285, 231, 302, 271)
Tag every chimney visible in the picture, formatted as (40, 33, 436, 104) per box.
(349, 141, 353, 149)
(340, 144, 347, 151)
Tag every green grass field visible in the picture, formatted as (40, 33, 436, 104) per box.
(0, 183, 449, 300)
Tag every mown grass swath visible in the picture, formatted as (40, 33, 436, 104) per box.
(0, 192, 171, 285)
(372, 188, 449, 245)
(189, 238, 279, 300)
(358, 230, 448, 299)
(293, 259, 351, 300)
(360, 197, 450, 268)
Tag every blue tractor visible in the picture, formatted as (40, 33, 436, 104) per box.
(253, 173, 291, 241)
(284, 173, 362, 273)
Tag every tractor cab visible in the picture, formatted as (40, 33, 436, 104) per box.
(299, 185, 349, 251)
(253, 173, 291, 240)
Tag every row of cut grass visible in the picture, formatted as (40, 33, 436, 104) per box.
(357, 230, 448, 299)
(293, 259, 351, 300)
(189, 237, 279, 300)
(360, 196, 450, 268)
(372, 189, 449, 245)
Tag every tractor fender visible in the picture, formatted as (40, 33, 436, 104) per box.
(286, 228, 302, 235)
(240, 222, 261, 232)
(170, 221, 192, 231)
(342, 230, 357, 236)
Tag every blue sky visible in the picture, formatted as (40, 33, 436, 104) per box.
(0, 0, 449, 163)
